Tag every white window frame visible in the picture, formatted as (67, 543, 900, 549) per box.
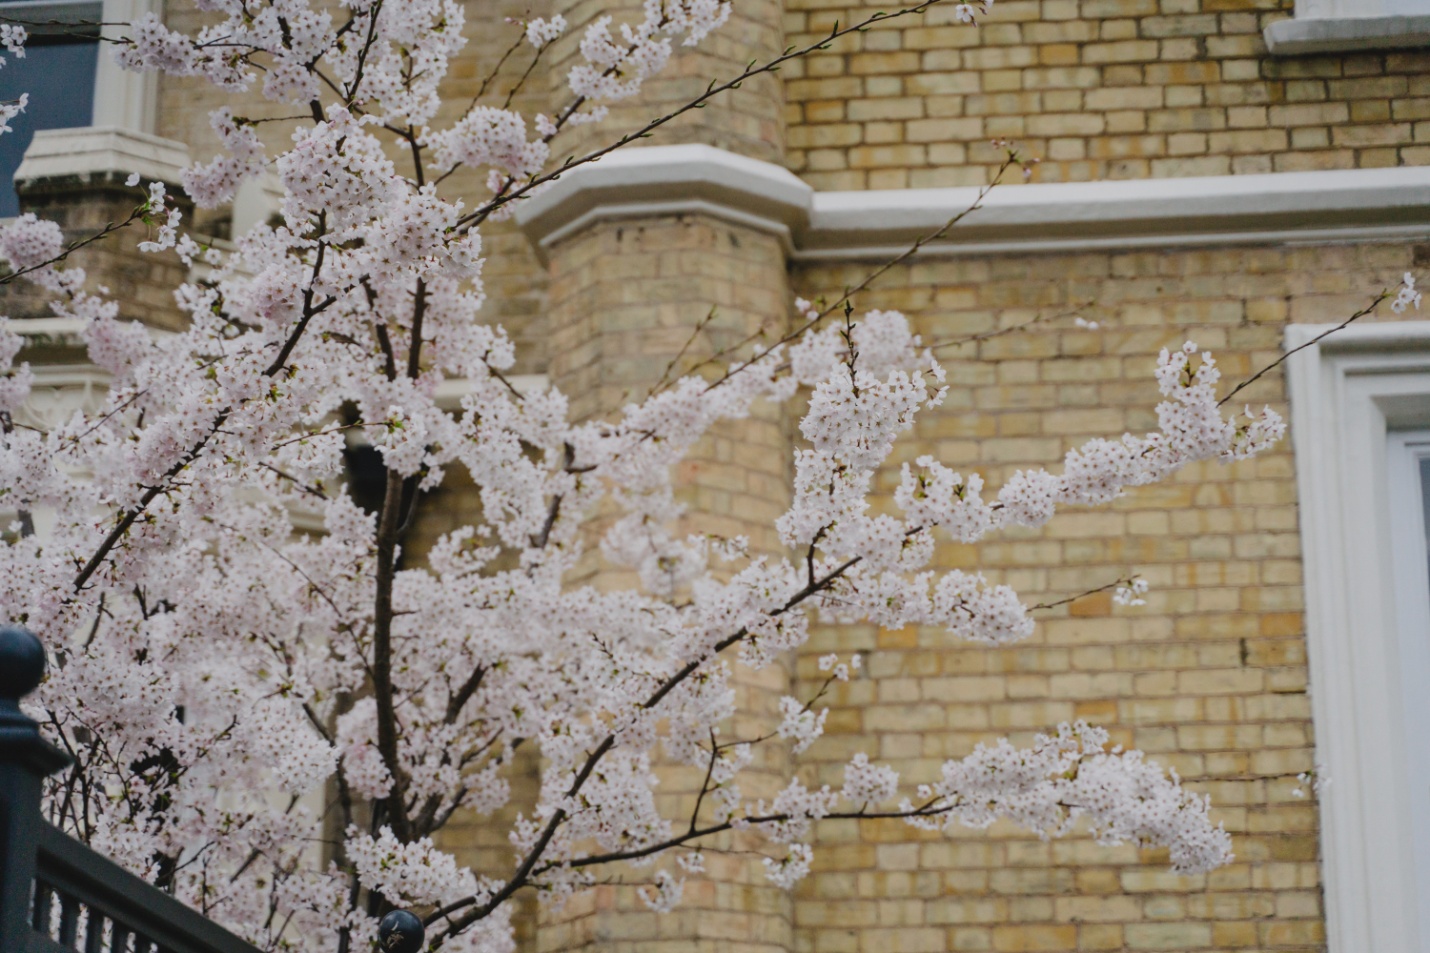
(1287, 321, 1430, 953)
(1388, 428, 1430, 949)
(93, 0, 160, 133)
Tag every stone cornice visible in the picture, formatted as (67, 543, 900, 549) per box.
(512, 144, 812, 260)
(15, 127, 190, 189)
(804, 166, 1430, 260)
(513, 144, 1430, 263)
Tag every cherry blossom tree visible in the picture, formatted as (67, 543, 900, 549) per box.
(0, 1, 1299, 950)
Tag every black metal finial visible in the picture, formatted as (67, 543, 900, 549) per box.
(0, 625, 46, 708)
(378, 910, 425, 953)
(0, 624, 69, 775)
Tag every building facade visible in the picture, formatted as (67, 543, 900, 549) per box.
(7, 1, 1430, 951)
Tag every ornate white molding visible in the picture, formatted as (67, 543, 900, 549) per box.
(513, 145, 1430, 263)
(804, 167, 1430, 259)
(15, 127, 190, 188)
(12, 364, 111, 433)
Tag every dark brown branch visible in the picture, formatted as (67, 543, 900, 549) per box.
(406, 280, 428, 379)
(536, 800, 952, 875)
(260, 463, 330, 501)
(370, 468, 413, 843)
(688, 729, 720, 836)
(444, 666, 487, 725)
(264, 213, 332, 377)
(1030, 574, 1137, 612)
(71, 411, 230, 593)
(341, 1, 384, 107)
(73, 214, 335, 596)
(927, 305, 1092, 354)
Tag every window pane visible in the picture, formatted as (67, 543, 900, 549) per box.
(0, 38, 98, 217)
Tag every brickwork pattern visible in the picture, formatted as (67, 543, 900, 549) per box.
(551, 0, 787, 164)
(537, 213, 798, 952)
(786, 239, 1424, 953)
(783, 0, 1430, 189)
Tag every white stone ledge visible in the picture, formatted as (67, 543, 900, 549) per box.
(512, 144, 1430, 262)
(806, 166, 1430, 259)
(1264, 14, 1430, 55)
(14, 127, 190, 188)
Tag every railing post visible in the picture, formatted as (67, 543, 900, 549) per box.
(0, 625, 71, 951)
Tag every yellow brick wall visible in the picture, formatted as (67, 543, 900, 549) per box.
(783, 0, 1430, 189)
(785, 239, 1424, 953)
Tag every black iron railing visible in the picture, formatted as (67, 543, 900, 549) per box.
(0, 624, 263, 953)
(0, 624, 427, 953)
(27, 820, 266, 953)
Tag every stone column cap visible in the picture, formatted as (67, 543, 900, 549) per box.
(15, 126, 191, 189)
(512, 143, 813, 262)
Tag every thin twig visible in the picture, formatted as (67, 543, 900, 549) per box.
(0, 207, 147, 286)
(927, 305, 1093, 353)
(1030, 575, 1137, 612)
(700, 151, 1024, 396)
(1218, 292, 1389, 408)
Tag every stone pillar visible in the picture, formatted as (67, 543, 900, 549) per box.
(2, 128, 192, 332)
(520, 2, 797, 942)
(535, 208, 795, 953)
